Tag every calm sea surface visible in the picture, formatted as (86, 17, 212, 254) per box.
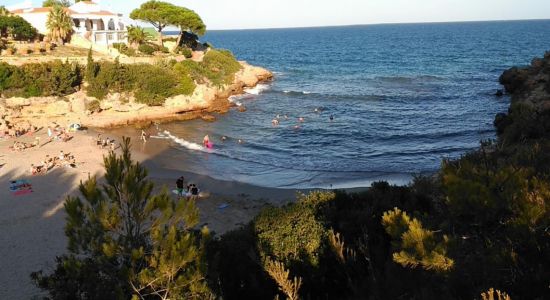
(156, 21, 550, 188)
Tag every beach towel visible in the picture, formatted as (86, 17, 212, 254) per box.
(10, 179, 33, 196)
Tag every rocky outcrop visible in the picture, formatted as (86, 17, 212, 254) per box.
(499, 51, 550, 108)
(0, 62, 273, 129)
(496, 51, 550, 139)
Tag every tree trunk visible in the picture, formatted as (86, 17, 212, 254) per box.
(157, 29, 163, 47)
(175, 31, 183, 48)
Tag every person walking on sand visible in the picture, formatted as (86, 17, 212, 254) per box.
(140, 130, 147, 143)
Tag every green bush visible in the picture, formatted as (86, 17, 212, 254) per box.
(138, 43, 155, 55)
(175, 46, 192, 58)
(202, 49, 242, 86)
(0, 60, 81, 97)
(132, 65, 180, 105)
(112, 42, 137, 57)
(0, 15, 37, 41)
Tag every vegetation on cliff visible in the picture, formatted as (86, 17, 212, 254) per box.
(0, 47, 242, 107)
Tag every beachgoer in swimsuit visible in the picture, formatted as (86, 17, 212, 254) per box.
(203, 135, 210, 147)
(141, 130, 147, 143)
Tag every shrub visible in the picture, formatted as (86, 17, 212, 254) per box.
(138, 43, 155, 55)
(202, 49, 242, 86)
(175, 46, 192, 58)
(112, 42, 136, 56)
(0, 60, 81, 97)
(0, 15, 38, 41)
(132, 65, 180, 105)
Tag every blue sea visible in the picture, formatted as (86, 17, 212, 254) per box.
(156, 21, 550, 188)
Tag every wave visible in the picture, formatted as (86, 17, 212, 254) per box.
(162, 131, 210, 152)
(228, 95, 243, 107)
(244, 83, 271, 95)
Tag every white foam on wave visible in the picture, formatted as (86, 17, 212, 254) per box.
(244, 83, 270, 95)
(228, 95, 243, 106)
(163, 130, 207, 152)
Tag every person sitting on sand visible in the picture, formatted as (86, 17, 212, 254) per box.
(59, 150, 66, 160)
(30, 164, 37, 175)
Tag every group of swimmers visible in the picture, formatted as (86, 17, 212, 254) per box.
(30, 150, 76, 175)
(271, 108, 334, 128)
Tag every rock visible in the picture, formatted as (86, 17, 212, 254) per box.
(201, 115, 216, 122)
(112, 103, 146, 112)
(238, 106, 247, 112)
(495, 89, 504, 97)
(45, 100, 71, 116)
(6, 97, 31, 108)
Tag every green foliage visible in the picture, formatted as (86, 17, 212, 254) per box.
(202, 49, 241, 86)
(0, 15, 37, 40)
(112, 43, 136, 56)
(172, 49, 241, 87)
(32, 138, 213, 299)
(130, 1, 206, 46)
(254, 201, 327, 267)
(126, 25, 149, 45)
(0, 60, 81, 97)
(138, 43, 155, 55)
(86, 60, 192, 105)
(175, 46, 192, 58)
(46, 4, 73, 44)
(42, 0, 71, 7)
(382, 207, 454, 272)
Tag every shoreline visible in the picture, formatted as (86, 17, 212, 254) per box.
(0, 128, 304, 299)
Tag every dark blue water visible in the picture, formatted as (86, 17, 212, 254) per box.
(157, 21, 550, 188)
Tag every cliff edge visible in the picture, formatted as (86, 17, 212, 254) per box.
(0, 61, 272, 130)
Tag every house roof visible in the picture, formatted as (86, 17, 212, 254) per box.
(10, 7, 76, 14)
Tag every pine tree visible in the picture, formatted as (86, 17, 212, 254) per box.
(382, 207, 454, 272)
(32, 137, 213, 299)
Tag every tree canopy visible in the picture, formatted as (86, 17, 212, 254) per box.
(32, 138, 213, 299)
(130, 0, 205, 46)
(0, 15, 37, 40)
(42, 0, 72, 7)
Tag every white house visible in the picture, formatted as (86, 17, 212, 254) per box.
(9, 1, 127, 45)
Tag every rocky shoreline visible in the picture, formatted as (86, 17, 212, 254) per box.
(0, 61, 272, 130)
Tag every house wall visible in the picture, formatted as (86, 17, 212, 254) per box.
(16, 12, 49, 34)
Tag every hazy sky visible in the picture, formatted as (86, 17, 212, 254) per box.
(5, 0, 550, 29)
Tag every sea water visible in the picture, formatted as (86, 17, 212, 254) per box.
(157, 21, 550, 188)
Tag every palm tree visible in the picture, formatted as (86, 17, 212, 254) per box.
(46, 5, 73, 45)
(0, 6, 11, 16)
(126, 25, 148, 47)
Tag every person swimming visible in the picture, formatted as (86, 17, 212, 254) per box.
(221, 136, 227, 141)
(298, 117, 305, 123)
(272, 119, 279, 126)
(330, 114, 334, 121)
(203, 135, 210, 147)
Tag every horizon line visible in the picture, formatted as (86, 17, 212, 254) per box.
(199, 17, 550, 31)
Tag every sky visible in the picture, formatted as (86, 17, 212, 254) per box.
(4, 0, 550, 30)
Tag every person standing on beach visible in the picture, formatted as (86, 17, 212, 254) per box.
(176, 176, 185, 196)
(140, 130, 147, 143)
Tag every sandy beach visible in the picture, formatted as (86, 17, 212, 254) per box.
(0, 127, 301, 299)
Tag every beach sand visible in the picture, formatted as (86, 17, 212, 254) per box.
(0, 128, 301, 299)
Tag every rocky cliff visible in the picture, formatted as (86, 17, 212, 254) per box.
(0, 61, 272, 129)
(496, 51, 550, 141)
